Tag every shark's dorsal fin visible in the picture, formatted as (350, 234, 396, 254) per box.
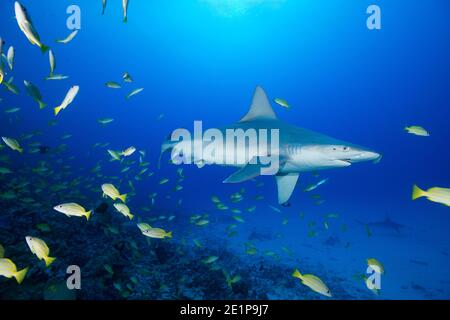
(240, 86, 277, 122)
(275, 173, 300, 205)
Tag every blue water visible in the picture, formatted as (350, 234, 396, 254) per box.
(0, 0, 449, 300)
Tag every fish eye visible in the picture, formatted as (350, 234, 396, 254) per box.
(343, 146, 349, 151)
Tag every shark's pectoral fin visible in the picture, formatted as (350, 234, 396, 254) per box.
(223, 158, 263, 184)
(223, 156, 284, 183)
(275, 173, 300, 205)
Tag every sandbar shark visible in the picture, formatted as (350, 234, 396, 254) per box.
(160, 86, 380, 205)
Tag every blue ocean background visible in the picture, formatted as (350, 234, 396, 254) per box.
(0, 0, 449, 299)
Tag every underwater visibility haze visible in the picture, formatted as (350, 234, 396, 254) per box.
(0, 0, 449, 300)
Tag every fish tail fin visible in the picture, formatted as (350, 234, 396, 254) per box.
(128, 213, 134, 220)
(14, 267, 29, 284)
(412, 185, 426, 200)
(40, 44, 50, 54)
(38, 101, 47, 109)
(292, 269, 302, 279)
(85, 210, 92, 221)
(54, 105, 63, 115)
(166, 231, 172, 238)
(118, 194, 127, 203)
(18, 147, 24, 153)
(123, 17, 128, 23)
(44, 256, 56, 267)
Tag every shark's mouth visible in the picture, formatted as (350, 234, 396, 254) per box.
(335, 159, 353, 166)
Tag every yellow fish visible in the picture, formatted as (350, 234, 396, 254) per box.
(405, 126, 430, 137)
(196, 219, 209, 226)
(292, 269, 332, 297)
(142, 227, 172, 239)
(126, 88, 144, 100)
(193, 239, 202, 248)
(226, 274, 241, 288)
(137, 223, 152, 232)
(25, 236, 56, 267)
(2, 137, 23, 153)
(159, 178, 169, 185)
(54, 85, 79, 116)
(122, 0, 129, 22)
(367, 258, 384, 274)
(0, 67, 4, 85)
(202, 256, 219, 264)
(121, 146, 136, 157)
(7, 46, 15, 71)
(274, 98, 290, 109)
(107, 149, 122, 161)
(56, 29, 78, 44)
(102, 183, 127, 202)
(53, 203, 92, 220)
(113, 203, 134, 220)
(123, 72, 133, 82)
(0, 258, 28, 284)
(14, 2, 49, 53)
(412, 185, 450, 206)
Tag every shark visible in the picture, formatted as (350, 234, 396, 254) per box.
(356, 216, 405, 233)
(160, 86, 381, 205)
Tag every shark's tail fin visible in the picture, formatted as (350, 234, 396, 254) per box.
(158, 135, 177, 169)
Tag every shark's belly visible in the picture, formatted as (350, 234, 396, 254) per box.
(200, 142, 269, 167)
(279, 161, 323, 174)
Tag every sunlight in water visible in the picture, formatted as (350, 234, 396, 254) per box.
(201, 0, 285, 17)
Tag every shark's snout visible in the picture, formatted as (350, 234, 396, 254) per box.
(346, 149, 381, 163)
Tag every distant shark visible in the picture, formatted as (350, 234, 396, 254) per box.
(160, 86, 380, 205)
(356, 216, 405, 233)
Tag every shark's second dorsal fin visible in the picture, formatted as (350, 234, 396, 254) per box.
(240, 86, 278, 122)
